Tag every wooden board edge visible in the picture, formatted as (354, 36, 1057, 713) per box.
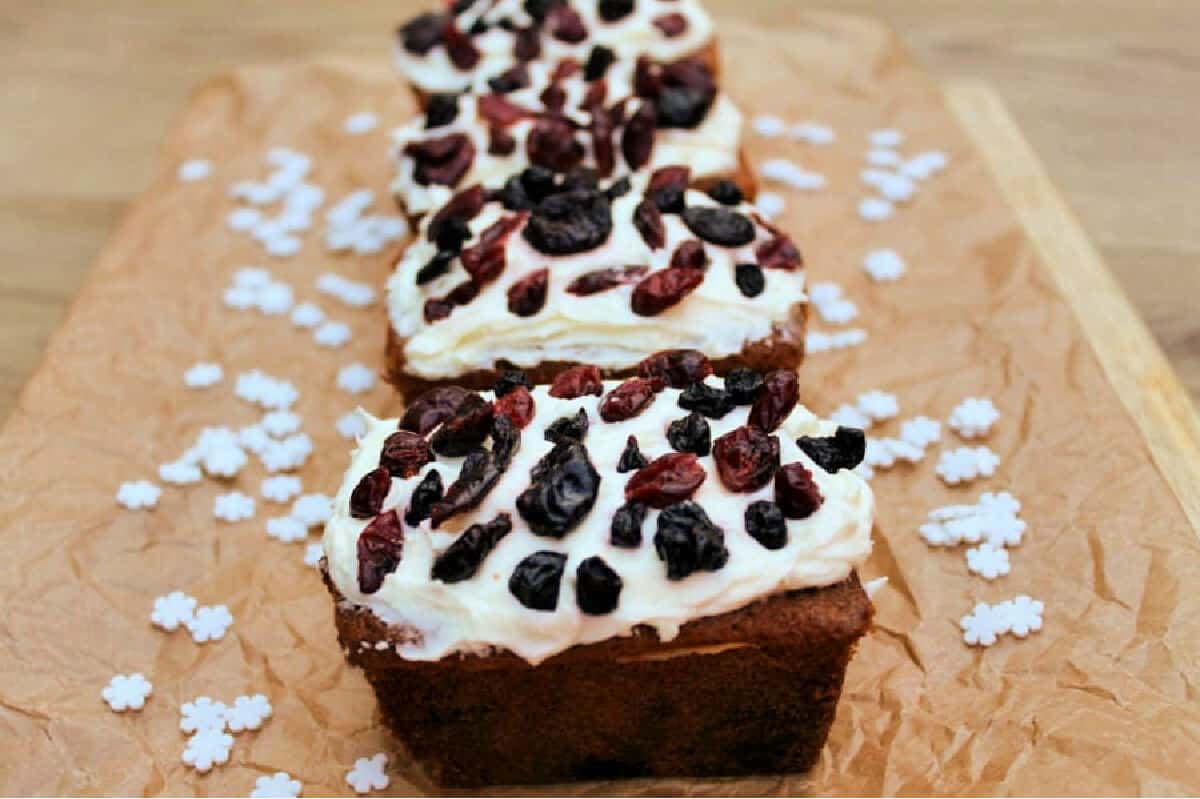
(943, 79, 1200, 537)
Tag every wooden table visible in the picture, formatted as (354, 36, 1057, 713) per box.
(2, 0, 1197, 420)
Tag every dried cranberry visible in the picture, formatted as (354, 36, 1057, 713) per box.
(616, 435, 648, 473)
(576, 556, 622, 615)
(350, 467, 392, 519)
(648, 165, 691, 214)
(624, 452, 706, 508)
(423, 297, 453, 322)
(404, 470, 444, 526)
(724, 368, 764, 404)
(549, 364, 604, 399)
(638, 349, 712, 388)
(506, 268, 548, 317)
(621, 104, 656, 170)
(707, 179, 743, 206)
(652, 12, 688, 37)
(425, 93, 460, 128)
(493, 369, 531, 397)
(380, 430, 435, 479)
(357, 510, 405, 594)
(442, 20, 480, 69)
(404, 133, 475, 187)
(775, 462, 823, 519)
(599, 376, 663, 422)
(667, 411, 711, 456)
(430, 393, 494, 456)
(431, 513, 512, 583)
(676, 383, 733, 419)
(797, 426, 866, 473)
(522, 0, 558, 24)
(488, 125, 516, 155)
(584, 45, 616, 81)
(513, 26, 541, 61)
(539, 84, 567, 112)
(670, 240, 708, 270)
(566, 265, 649, 295)
(544, 409, 589, 444)
(430, 449, 503, 527)
(547, 5, 587, 42)
(477, 93, 531, 128)
(632, 199, 665, 250)
(748, 369, 799, 432)
(581, 79, 609, 112)
(681, 206, 755, 247)
(711, 425, 780, 492)
(745, 500, 788, 550)
(423, 279, 477, 322)
(654, 501, 728, 580)
(610, 501, 646, 547)
(516, 441, 601, 538)
(493, 384, 535, 428)
(426, 184, 485, 245)
(633, 55, 661, 98)
(460, 213, 525, 284)
(590, 104, 617, 177)
(398, 12, 444, 55)
(631, 267, 704, 316)
(401, 385, 469, 435)
(526, 116, 583, 171)
(735, 263, 765, 297)
(757, 234, 802, 271)
(509, 550, 567, 611)
(452, 0, 476, 13)
(598, 0, 634, 22)
(487, 64, 529, 93)
(523, 188, 613, 255)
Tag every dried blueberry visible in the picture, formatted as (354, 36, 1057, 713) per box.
(638, 348, 713, 388)
(493, 386, 535, 430)
(633, 198, 665, 250)
(748, 369, 799, 432)
(507, 268, 548, 316)
(681, 206, 756, 247)
(678, 382, 736, 418)
(544, 409, 589, 444)
(468, 17, 488, 35)
(487, 64, 529, 94)
(433, 217, 472, 252)
(523, 188, 613, 255)
(576, 556, 623, 614)
(493, 369, 532, 397)
(451, 0, 475, 13)
(604, 176, 632, 201)
(398, 12, 444, 55)
(496, 175, 534, 211)
(426, 184, 485, 245)
(631, 266, 704, 316)
(566, 265, 648, 295)
(404, 470, 444, 526)
(416, 250, 454, 285)
(597, 0, 634, 22)
(599, 376, 663, 422)
(724, 368, 764, 405)
(431, 513, 512, 583)
(707, 179, 743, 206)
(526, 115, 585, 172)
(357, 510, 405, 594)
(775, 462, 823, 519)
(490, 413, 522, 468)
(509, 550, 567, 611)
(652, 12, 688, 37)
(350, 467, 392, 519)
(513, 26, 541, 61)
(522, 0, 558, 24)
(380, 430, 435, 478)
(648, 165, 690, 214)
(654, 501, 729, 580)
(621, 103, 656, 171)
(797, 426, 866, 473)
(745, 500, 788, 550)
(430, 449, 503, 527)
(404, 133, 476, 187)
(667, 411, 711, 456)
(549, 364, 604, 399)
(401, 385, 470, 435)
(425, 92, 460, 128)
(735, 262, 765, 297)
(517, 441, 601, 538)
(610, 501, 646, 547)
(430, 393, 494, 456)
(624, 452, 706, 508)
(561, 166, 599, 192)
(711, 425, 779, 492)
(653, 59, 717, 129)
(584, 45, 616, 81)
(616, 435, 648, 473)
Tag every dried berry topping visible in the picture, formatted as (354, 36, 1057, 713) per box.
(539, 84, 567, 113)
(670, 240, 708, 270)
(523, 188, 613, 255)
(621, 104, 657, 171)
(425, 93, 460, 129)
(652, 12, 688, 37)
(509, 550, 567, 611)
(350, 467, 392, 519)
(605, 176, 631, 201)
(711, 425, 780, 492)
(748, 369, 799, 432)
(654, 501, 729, 580)
(398, 12, 444, 55)
(584, 45, 616, 81)
(756, 234, 802, 271)
(775, 462, 824, 519)
(631, 267, 704, 316)
(544, 409, 589, 444)
(549, 57, 580, 82)
(496, 165, 556, 210)
(547, 5, 587, 42)
(797, 426, 866, 473)
(404, 133, 475, 187)
(516, 441, 601, 538)
(379, 430, 435, 479)
(404, 470, 444, 526)
(477, 93, 532, 127)
(430, 393, 495, 457)
(423, 279, 478, 322)
(667, 411, 711, 456)
(745, 500, 788, 550)
(467, 18, 488, 35)
(576, 556, 623, 614)
(431, 513, 513, 583)
(493, 384, 535, 429)
(416, 250, 454, 286)
(631, 199, 666, 250)
(549, 364, 604, 399)
(707, 179, 744, 206)
(490, 414, 521, 469)
(493, 369, 532, 397)
(442, 19, 480, 69)
(562, 166, 599, 191)
(401, 385, 470, 435)
(523, 0, 557, 24)
(460, 213, 526, 284)
(633, 55, 661, 99)
(433, 217, 472, 253)
(610, 501, 646, 547)
(566, 265, 649, 296)
(677, 382, 736, 418)
(513, 26, 541, 61)
(599, 376, 663, 422)
(487, 64, 530, 94)
(616, 435, 648, 473)
(637, 349, 712, 389)
(451, 0, 475, 13)
(427, 184, 485, 246)
(430, 449, 503, 527)
(648, 165, 691, 214)
(624, 452, 706, 508)
(589, 103, 617, 177)
(597, 0, 634, 22)
(507, 268, 549, 317)
(357, 510, 405, 594)
(680, 206, 756, 247)
(735, 262, 765, 297)
(724, 368, 764, 405)
(488, 125, 516, 156)
(653, 59, 718, 129)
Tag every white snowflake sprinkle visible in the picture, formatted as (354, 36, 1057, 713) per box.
(317, 273, 377, 308)
(858, 197, 894, 221)
(344, 111, 379, 135)
(829, 403, 872, 430)
(290, 302, 325, 329)
(203, 444, 248, 479)
(866, 149, 902, 167)
(255, 281, 295, 315)
(806, 328, 867, 353)
(102, 673, 153, 711)
(259, 433, 313, 473)
(184, 362, 223, 388)
(337, 363, 376, 395)
(228, 208, 262, 232)
(251, 772, 303, 798)
(224, 693, 272, 732)
(304, 542, 325, 568)
(901, 150, 948, 180)
(966, 543, 1010, 579)
(346, 753, 390, 794)
(336, 411, 368, 440)
(791, 122, 835, 144)
(238, 425, 273, 455)
(292, 494, 332, 527)
(900, 416, 941, 448)
(186, 606, 234, 643)
(261, 410, 302, 437)
(936, 446, 1000, 485)
(948, 397, 1000, 439)
(314, 321, 352, 348)
(178, 159, 213, 182)
(180, 696, 229, 733)
(159, 460, 203, 485)
(752, 114, 787, 137)
(265, 235, 303, 258)
(869, 128, 904, 148)
(151, 590, 197, 631)
(266, 516, 308, 543)
(236, 370, 299, 410)
(961, 601, 1006, 647)
(815, 298, 857, 325)
(863, 248, 906, 282)
(182, 728, 234, 772)
(224, 285, 259, 310)
(856, 390, 898, 421)
(117, 481, 161, 510)
(214, 491, 256, 522)
(997, 595, 1044, 637)
(262, 475, 303, 503)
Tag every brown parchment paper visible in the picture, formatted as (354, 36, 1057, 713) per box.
(1, 13, 1199, 797)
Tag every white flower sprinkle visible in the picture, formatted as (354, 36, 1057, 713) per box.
(935, 446, 1001, 486)
(863, 248, 906, 282)
(151, 591, 197, 631)
(182, 728, 234, 772)
(344, 111, 380, 135)
(266, 516, 308, 543)
(214, 491, 255, 522)
(752, 114, 787, 137)
(314, 321, 352, 348)
(858, 197, 894, 221)
(186, 605, 234, 643)
(966, 543, 1011, 580)
(869, 128, 904, 148)
(337, 411, 369, 439)
(117, 481, 161, 510)
(948, 397, 1000, 439)
(251, 772, 302, 798)
(290, 302, 326, 328)
(337, 363, 376, 395)
(305, 542, 325, 567)
(224, 693, 272, 732)
(292, 494, 333, 527)
(261, 410, 302, 437)
(178, 159, 213, 182)
(227, 208, 262, 232)
(346, 753, 390, 794)
(102, 673, 153, 711)
(790, 122, 835, 144)
(856, 390, 899, 421)
(159, 460, 203, 485)
(755, 191, 785, 219)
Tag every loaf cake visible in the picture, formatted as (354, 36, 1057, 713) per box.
(321, 364, 874, 785)
(385, 167, 807, 398)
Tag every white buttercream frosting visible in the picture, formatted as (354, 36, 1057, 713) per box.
(322, 378, 874, 665)
(388, 179, 805, 380)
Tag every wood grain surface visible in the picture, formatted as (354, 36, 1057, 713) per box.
(1, 1, 1197, 421)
